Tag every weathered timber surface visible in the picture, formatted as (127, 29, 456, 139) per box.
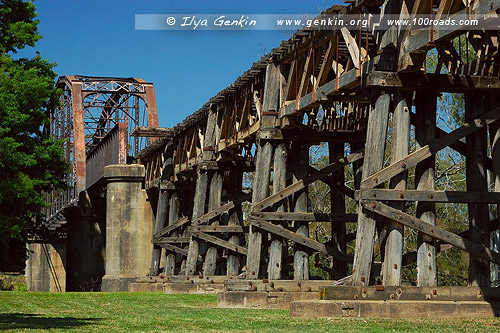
(191, 193, 251, 226)
(192, 232, 248, 255)
(246, 139, 273, 279)
(190, 225, 244, 233)
(280, 56, 379, 117)
(466, 92, 490, 286)
(489, 96, 500, 286)
(252, 150, 364, 212)
(383, 91, 410, 286)
(365, 72, 500, 91)
(153, 237, 190, 244)
(330, 141, 347, 280)
(409, 112, 494, 171)
(362, 105, 500, 189)
(225, 279, 338, 292)
(404, 0, 500, 55)
(250, 211, 357, 222)
(415, 92, 437, 286)
(352, 94, 391, 286)
(203, 172, 223, 276)
(154, 217, 190, 238)
(268, 142, 287, 280)
(185, 170, 209, 275)
(250, 219, 352, 263)
(319, 285, 500, 302)
(357, 189, 500, 203)
(159, 243, 188, 256)
(227, 172, 244, 276)
(292, 142, 309, 280)
(165, 192, 180, 276)
(362, 200, 500, 265)
(130, 126, 173, 137)
(247, 62, 280, 280)
(150, 190, 169, 275)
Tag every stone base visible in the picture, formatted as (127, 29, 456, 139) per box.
(164, 282, 225, 294)
(290, 300, 500, 318)
(101, 275, 139, 292)
(218, 291, 319, 309)
(129, 282, 165, 292)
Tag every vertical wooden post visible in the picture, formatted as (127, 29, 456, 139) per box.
(247, 61, 281, 279)
(329, 141, 347, 279)
(227, 172, 243, 276)
(415, 91, 437, 286)
(489, 96, 500, 287)
(247, 140, 273, 279)
(268, 142, 288, 279)
(180, 185, 194, 274)
(165, 191, 180, 276)
(203, 172, 223, 275)
(185, 104, 218, 276)
(352, 93, 391, 286)
(383, 91, 410, 286)
(149, 189, 169, 276)
(185, 170, 209, 275)
(351, 141, 364, 190)
(293, 141, 310, 280)
(466, 92, 490, 286)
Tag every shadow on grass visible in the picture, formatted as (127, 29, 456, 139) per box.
(0, 313, 102, 330)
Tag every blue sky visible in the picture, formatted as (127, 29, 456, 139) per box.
(27, 0, 340, 127)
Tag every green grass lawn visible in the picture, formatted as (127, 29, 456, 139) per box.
(0, 292, 499, 332)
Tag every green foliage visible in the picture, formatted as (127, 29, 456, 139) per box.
(0, 273, 26, 291)
(0, 0, 69, 257)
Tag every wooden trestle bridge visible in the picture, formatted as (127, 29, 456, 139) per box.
(40, 0, 500, 293)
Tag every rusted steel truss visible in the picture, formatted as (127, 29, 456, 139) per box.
(43, 76, 159, 226)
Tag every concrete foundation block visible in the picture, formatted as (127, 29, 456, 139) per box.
(290, 299, 500, 318)
(217, 291, 319, 309)
(164, 282, 225, 294)
(129, 282, 165, 292)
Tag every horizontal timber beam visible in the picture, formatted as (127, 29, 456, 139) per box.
(364, 72, 500, 92)
(131, 126, 173, 137)
(189, 225, 245, 233)
(357, 189, 500, 203)
(363, 200, 500, 265)
(250, 211, 358, 222)
(153, 237, 190, 244)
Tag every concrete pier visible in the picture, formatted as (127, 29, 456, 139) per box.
(25, 242, 66, 292)
(101, 164, 154, 291)
(65, 194, 105, 291)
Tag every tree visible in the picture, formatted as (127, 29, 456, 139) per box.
(0, 0, 68, 269)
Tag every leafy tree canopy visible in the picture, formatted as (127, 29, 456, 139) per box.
(0, 0, 69, 265)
